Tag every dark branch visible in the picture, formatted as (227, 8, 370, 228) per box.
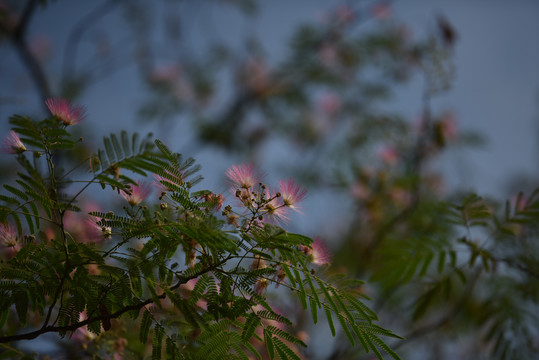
(0, 297, 154, 343)
(10, 0, 52, 101)
(0, 259, 224, 343)
(62, 0, 121, 80)
(12, 0, 37, 40)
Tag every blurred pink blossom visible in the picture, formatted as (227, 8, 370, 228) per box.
(440, 111, 458, 140)
(511, 194, 527, 212)
(112, 337, 128, 359)
(317, 93, 342, 118)
(201, 192, 225, 211)
(0, 223, 20, 259)
(243, 57, 270, 94)
(302, 237, 332, 266)
(378, 146, 399, 165)
(390, 188, 412, 208)
(180, 277, 220, 310)
(263, 189, 289, 224)
(62, 202, 109, 243)
(371, 3, 392, 20)
(2, 130, 26, 154)
(254, 278, 269, 295)
(45, 98, 86, 126)
(279, 178, 307, 212)
(84, 217, 112, 241)
(72, 311, 97, 344)
(297, 331, 310, 345)
(28, 35, 52, 62)
(336, 5, 355, 25)
(149, 63, 182, 84)
(350, 183, 371, 201)
(318, 43, 338, 68)
(121, 181, 151, 206)
(226, 164, 259, 189)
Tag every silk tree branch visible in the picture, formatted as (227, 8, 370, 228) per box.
(0, 257, 227, 343)
(10, 0, 52, 102)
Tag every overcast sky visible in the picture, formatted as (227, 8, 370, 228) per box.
(1, 0, 538, 198)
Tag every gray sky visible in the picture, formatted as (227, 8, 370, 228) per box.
(1, 0, 538, 197)
(392, 0, 539, 194)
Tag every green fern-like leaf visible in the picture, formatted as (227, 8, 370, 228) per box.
(272, 336, 301, 360)
(264, 327, 275, 360)
(152, 324, 164, 360)
(140, 309, 154, 344)
(241, 312, 261, 341)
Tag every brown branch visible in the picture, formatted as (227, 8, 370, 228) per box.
(11, 0, 36, 39)
(62, 0, 120, 79)
(41, 262, 70, 330)
(0, 297, 153, 343)
(10, 0, 52, 101)
(0, 257, 225, 344)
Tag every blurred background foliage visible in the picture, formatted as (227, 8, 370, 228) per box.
(1, 0, 539, 359)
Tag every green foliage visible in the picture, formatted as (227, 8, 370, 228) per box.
(5, 3, 536, 358)
(0, 114, 402, 359)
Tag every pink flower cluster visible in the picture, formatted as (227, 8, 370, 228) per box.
(224, 164, 307, 225)
(223, 164, 331, 296)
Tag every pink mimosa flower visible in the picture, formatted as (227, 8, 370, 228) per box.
(236, 188, 254, 207)
(318, 43, 338, 68)
(297, 331, 310, 345)
(309, 237, 332, 266)
(2, 130, 26, 154)
(86, 218, 112, 241)
(121, 181, 152, 206)
(28, 35, 52, 62)
(263, 189, 289, 224)
(0, 223, 21, 259)
(440, 111, 458, 140)
(371, 3, 392, 20)
(317, 93, 342, 118)
(63, 202, 109, 243)
(390, 188, 412, 208)
(254, 278, 269, 295)
(113, 337, 128, 358)
(336, 5, 355, 25)
(378, 146, 399, 165)
(510, 194, 527, 212)
(201, 192, 225, 211)
(279, 179, 307, 212)
(73, 311, 97, 343)
(244, 57, 270, 94)
(45, 98, 86, 126)
(149, 63, 182, 84)
(350, 183, 370, 201)
(0, 223, 18, 247)
(225, 164, 259, 189)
